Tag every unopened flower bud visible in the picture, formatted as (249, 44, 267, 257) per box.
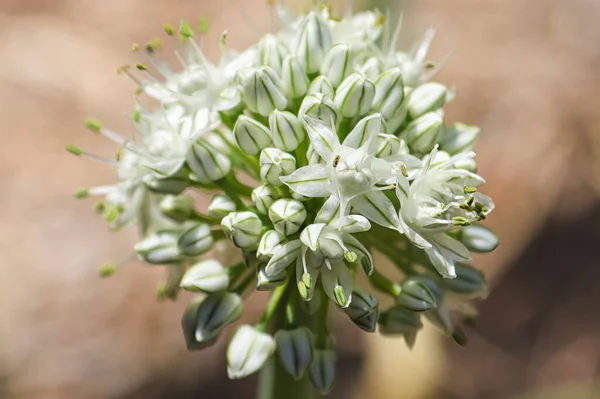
(376, 134, 401, 158)
(135, 231, 183, 264)
(146, 174, 189, 195)
(295, 11, 333, 74)
(252, 184, 280, 214)
(397, 278, 437, 312)
(259, 34, 289, 74)
(386, 103, 408, 133)
(343, 289, 379, 333)
(222, 211, 263, 249)
(442, 262, 488, 296)
(307, 75, 335, 98)
(309, 349, 337, 395)
(441, 123, 480, 155)
(407, 82, 448, 118)
(454, 156, 477, 172)
(180, 259, 229, 293)
(260, 148, 296, 186)
(378, 306, 422, 348)
(356, 56, 384, 80)
(275, 327, 313, 380)
(299, 93, 338, 126)
(334, 73, 375, 117)
(404, 112, 445, 153)
(178, 223, 213, 256)
(373, 67, 405, 119)
(182, 292, 243, 350)
(269, 110, 305, 152)
(227, 325, 276, 379)
(429, 150, 451, 168)
(257, 230, 286, 260)
(459, 224, 498, 253)
(320, 44, 351, 87)
(281, 55, 309, 98)
(159, 195, 194, 223)
(186, 140, 231, 183)
(269, 199, 307, 236)
(208, 194, 236, 219)
(241, 66, 288, 116)
(256, 262, 287, 290)
(233, 115, 273, 156)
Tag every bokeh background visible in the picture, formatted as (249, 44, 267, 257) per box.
(2, 0, 600, 398)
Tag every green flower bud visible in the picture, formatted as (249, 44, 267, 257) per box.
(309, 349, 337, 395)
(408, 82, 448, 119)
(134, 231, 183, 264)
(227, 325, 276, 379)
(208, 194, 236, 219)
(397, 278, 437, 312)
(275, 327, 314, 380)
(241, 66, 288, 116)
(252, 184, 280, 214)
(375, 133, 401, 158)
(259, 34, 289, 74)
(356, 56, 384, 80)
(186, 140, 231, 183)
(159, 195, 194, 223)
(295, 11, 333, 74)
(178, 223, 213, 256)
(334, 72, 375, 117)
(269, 199, 307, 236)
(146, 173, 189, 195)
(269, 110, 306, 152)
(182, 292, 243, 350)
(378, 306, 423, 348)
(460, 224, 498, 253)
(281, 55, 309, 99)
(441, 123, 480, 155)
(320, 44, 351, 87)
(442, 262, 488, 296)
(343, 289, 379, 333)
(260, 148, 296, 186)
(454, 156, 477, 172)
(256, 261, 288, 290)
(404, 111, 445, 153)
(307, 75, 335, 98)
(386, 103, 408, 133)
(180, 259, 229, 293)
(299, 93, 338, 126)
(221, 211, 263, 249)
(233, 115, 273, 156)
(373, 67, 404, 119)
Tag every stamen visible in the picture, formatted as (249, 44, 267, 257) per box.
(387, 13, 404, 59)
(65, 145, 117, 165)
(117, 65, 142, 87)
(452, 216, 471, 226)
(464, 186, 477, 194)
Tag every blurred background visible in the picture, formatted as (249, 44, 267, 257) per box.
(2, 0, 600, 398)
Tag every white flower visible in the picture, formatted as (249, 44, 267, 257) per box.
(326, 8, 384, 49)
(396, 147, 494, 278)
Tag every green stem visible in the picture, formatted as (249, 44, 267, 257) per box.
(216, 176, 250, 211)
(191, 212, 220, 225)
(368, 269, 401, 297)
(214, 129, 260, 180)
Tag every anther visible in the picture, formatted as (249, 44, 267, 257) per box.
(464, 186, 477, 194)
(333, 155, 341, 167)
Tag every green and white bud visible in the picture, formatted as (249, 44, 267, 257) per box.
(159, 195, 194, 223)
(227, 325, 276, 379)
(454, 156, 477, 172)
(257, 230, 286, 260)
(459, 224, 499, 253)
(178, 223, 213, 256)
(441, 123, 480, 155)
(429, 150, 451, 168)
(373, 68, 404, 119)
(407, 82, 448, 119)
(180, 259, 229, 293)
(343, 289, 379, 333)
(260, 148, 296, 186)
(320, 44, 351, 87)
(269, 110, 305, 152)
(222, 211, 263, 249)
(397, 278, 437, 312)
(275, 327, 314, 380)
(309, 349, 337, 395)
(208, 194, 236, 219)
(356, 56, 384, 80)
(182, 292, 243, 350)
(186, 140, 232, 183)
(146, 173, 189, 195)
(307, 75, 335, 98)
(378, 306, 423, 348)
(404, 112, 445, 153)
(334, 72, 375, 117)
(442, 262, 488, 297)
(295, 11, 333, 74)
(259, 34, 289, 74)
(269, 199, 307, 236)
(241, 66, 288, 116)
(376, 134, 401, 158)
(134, 231, 183, 264)
(233, 115, 273, 156)
(252, 184, 280, 214)
(386, 103, 408, 133)
(299, 93, 338, 126)
(256, 262, 288, 290)
(281, 55, 309, 98)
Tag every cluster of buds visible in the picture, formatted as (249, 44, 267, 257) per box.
(69, 2, 498, 394)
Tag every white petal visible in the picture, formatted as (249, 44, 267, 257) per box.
(398, 217, 432, 249)
(321, 261, 353, 308)
(342, 234, 374, 275)
(300, 224, 326, 251)
(350, 191, 399, 230)
(315, 194, 341, 224)
(331, 215, 371, 234)
(432, 233, 472, 262)
(302, 116, 338, 160)
(280, 164, 331, 197)
(265, 239, 302, 276)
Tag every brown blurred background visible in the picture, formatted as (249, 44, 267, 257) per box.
(2, 0, 600, 398)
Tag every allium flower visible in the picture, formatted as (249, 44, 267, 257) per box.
(69, 2, 498, 396)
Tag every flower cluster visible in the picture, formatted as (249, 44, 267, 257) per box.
(69, 3, 498, 394)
